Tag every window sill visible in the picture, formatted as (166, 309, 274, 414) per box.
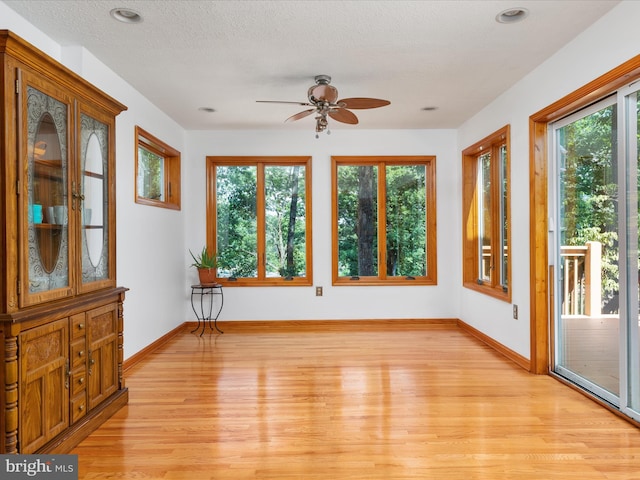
(463, 281, 511, 302)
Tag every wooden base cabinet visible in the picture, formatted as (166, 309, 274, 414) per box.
(19, 318, 69, 453)
(0, 30, 128, 453)
(9, 290, 127, 454)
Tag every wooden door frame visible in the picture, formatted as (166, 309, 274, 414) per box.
(529, 55, 640, 374)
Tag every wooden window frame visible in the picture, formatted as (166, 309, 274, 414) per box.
(206, 156, 313, 287)
(462, 125, 511, 302)
(134, 126, 181, 210)
(331, 155, 437, 286)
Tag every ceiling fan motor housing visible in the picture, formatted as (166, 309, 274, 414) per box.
(308, 76, 338, 104)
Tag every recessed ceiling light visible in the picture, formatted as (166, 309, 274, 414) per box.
(198, 107, 216, 113)
(110, 8, 143, 24)
(496, 7, 529, 24)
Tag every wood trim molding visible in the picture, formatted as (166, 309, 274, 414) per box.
(185, 318, 459, 333)
(123, 323, 188, 373)
(529, 53, 640, 374)
(456, 319, 530, 371)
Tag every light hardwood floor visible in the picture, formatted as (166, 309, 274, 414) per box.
(72, 321, 640, 479)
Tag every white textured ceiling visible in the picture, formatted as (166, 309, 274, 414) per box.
(3, 0, 620, 131)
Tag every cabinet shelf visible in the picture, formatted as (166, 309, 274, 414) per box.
(35, 223, 63, 229)
(83, 170, 104, 180)
(35, 223, 104, 230)
(35, 159, 62, 167)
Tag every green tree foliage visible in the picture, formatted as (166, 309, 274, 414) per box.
(265, 165, 306, 278)
(216, 166, 258, 278)
(138, 147, 163, 200)
(559, 104, 619, 312)
(337, 164, 427, 277)
(216, 164, 307, 279)
(385, 165, 426, 276)
(337, 165, 378, 276)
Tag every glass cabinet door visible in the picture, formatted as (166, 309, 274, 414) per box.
(78, 111, 112, 291)
(22, 81, 73, 306)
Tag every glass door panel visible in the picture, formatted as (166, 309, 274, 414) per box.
(553, 98, 621, 404)
(625, 89, 640, 418)
(478, 153, 492, 282)
(23, 82, 71, 304)
(80, 113, 110, 286)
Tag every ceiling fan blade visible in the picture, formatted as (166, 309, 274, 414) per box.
(328, 108, 359, 125)
(309, 84, 339, 104)
(256, 100, 313, 106)
(337, 97, 391, 109)
(285, 109, 316, 123)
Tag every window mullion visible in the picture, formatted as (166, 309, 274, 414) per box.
(490, 145, 500, 289)
(378, 162, 388, 279)
(476, 156, 485, 283)
(256, 163, 266, 280)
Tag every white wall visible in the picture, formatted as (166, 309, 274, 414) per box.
(457, 0, 640, 358)
(185, 129, 460, 322)
(1, 2, 189, 359)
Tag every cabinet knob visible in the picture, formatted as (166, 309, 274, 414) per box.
(78, 404, 85, 412)
(78, 377, 84, 384)
(78, 350, 84, 357)
(78, 323, 84, 330)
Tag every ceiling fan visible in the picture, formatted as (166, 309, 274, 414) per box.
(257, 75, 390, 137)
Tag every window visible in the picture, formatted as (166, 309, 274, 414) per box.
(206, 156, 312, 286)
(135, 126, 181, 210)
(332, 156, 437, 285)
(462, 125, 511, 301)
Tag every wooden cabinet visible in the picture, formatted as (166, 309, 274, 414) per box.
(86, 304, 119, 410)
(19, 318, 69, 453)
(70, 314, 88, 425)
(0, 30, 128, 453)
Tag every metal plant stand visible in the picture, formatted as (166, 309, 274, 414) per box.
(190, 283, 224, 336)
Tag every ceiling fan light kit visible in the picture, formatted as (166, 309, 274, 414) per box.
(257, 75, 390, 137)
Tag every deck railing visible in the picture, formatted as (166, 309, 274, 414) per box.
(560, 241, 602, 316)
(479, 241, 601, 316)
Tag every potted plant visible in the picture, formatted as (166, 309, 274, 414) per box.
(189, 246, 217, 285)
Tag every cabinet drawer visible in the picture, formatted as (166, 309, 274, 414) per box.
(71, 313, 86, 339)
(71, 369, 87, 396)
(71, 339, 86, 369)
(70, 392, 87, 424)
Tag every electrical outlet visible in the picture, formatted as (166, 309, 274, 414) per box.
(315, 286, 323, 296)
(513, 304, 518, 319)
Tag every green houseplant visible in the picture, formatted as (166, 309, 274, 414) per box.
(190, 246, 217, 284)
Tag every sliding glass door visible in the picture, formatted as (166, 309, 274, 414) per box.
(626, 87, 640, 416)
(551, 85, 640, 421)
